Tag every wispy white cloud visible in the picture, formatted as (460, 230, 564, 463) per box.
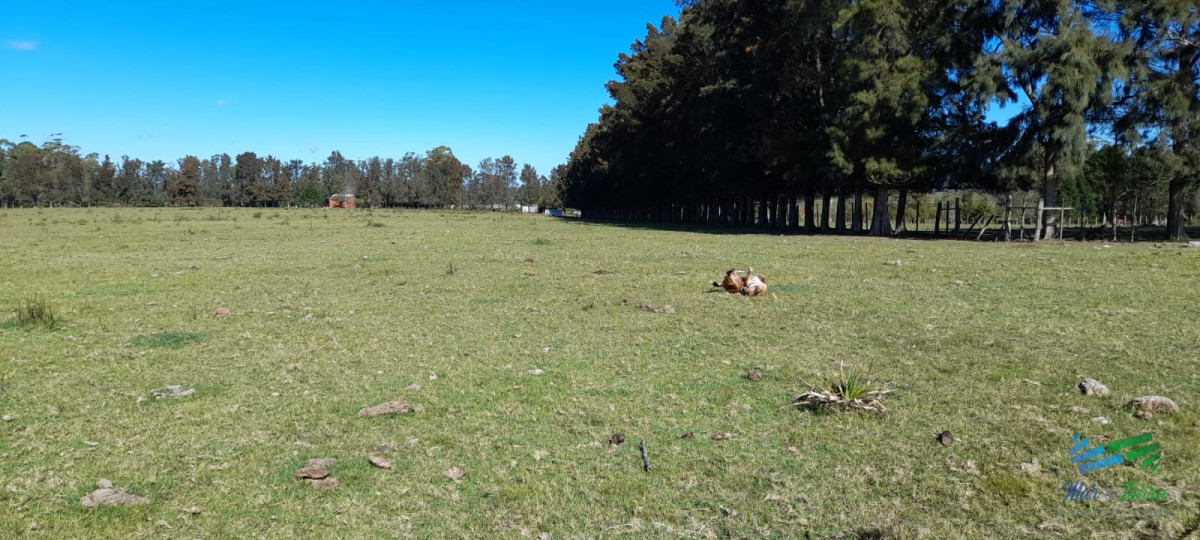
(8, 40, 37, 51)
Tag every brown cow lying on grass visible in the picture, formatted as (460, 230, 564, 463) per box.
(711, 268, 767, 296)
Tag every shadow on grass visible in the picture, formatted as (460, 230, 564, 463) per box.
(558, 217, 1200, 243)
(131, 332, 204, 349)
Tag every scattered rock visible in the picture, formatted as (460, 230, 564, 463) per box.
(541, 347, 551, 353)
(937, 431, 955, 446)
(444, 467, 466, 481)
(150, 385, 195, 399)
(884, 259, 902, 265)
(96, 479, 113, 489)
(610, 433, 625, 445)
(953, 280, 964, 286)
(213, 308, 231, 318)
(1019, 457, 1041, 474)
(533, 450, 549, 461)
(368, 456, 393, 469)
(1021, 379, 1041, 386)
(311, 477, 339, 488)
(1092, 416, 1110, 425)
(270, 392, 280, 397)
(1135, 411, 1153, 420)
(359, 400, 410, 416)
(747, 369, 762, 382)
(307, 458, 337, 468)
(681, 432, 694, 439)
(528, 369, 545, 376)
(1131, 396, 1179, 413)
(1186, 241, 1200, 248)
(184, 506, 201, 515)
(407, 384, 421, 391)
(302, 313, 314, 322)
(523, 258, 534, 263)
(429, 372, 438, 381)
(2, 415, 11, 422)
(637, 303, 675, 314)
(711, 433, 733, 441)
(592, 270, 613, 275)
(293, 466, 331, 479)
(1077, 378, 1110, 396)
(81, 488, 150, 508)
(964, 460, 979, 475)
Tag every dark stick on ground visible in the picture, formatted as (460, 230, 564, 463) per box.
(640, 439, 651, 472)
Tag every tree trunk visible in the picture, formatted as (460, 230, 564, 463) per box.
(820, 192, 831, 231)
(894, 189, 908, 233)
(757, 198, 768, 227)
(851, 186, 864, 232)
(1166, 176, 1190, 241)
(835, 187, 846, 232)
(868, 185, 893, 236)
(803, 190, 815, 232)
(1042, 161, 1059, 240)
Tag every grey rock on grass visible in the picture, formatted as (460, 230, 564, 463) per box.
(1077, 378, 1110, 396)
(1131, 396, 1179, 413)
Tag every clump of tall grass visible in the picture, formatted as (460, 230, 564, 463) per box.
(10, 296, 58, 330)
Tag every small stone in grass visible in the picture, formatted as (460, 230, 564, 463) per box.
(1131, 395, 1179, 413)
(185, 506, 201, 515)
(444, 467, 466, 481)
(213, 308, 231, 318)
(1019, 457, 1041, 474)
(937, 431, 955, 446)
(528, 369, 545, 376)
(747, 369, 762, 382)
(307, 458, 337, 468)
(358, 401, 410, 416)
(712, 433, 733, 441)
(1135, 411, 1153, 420)
(368, 456, 393, 469)
(2, 415, 11, 422)
(1077, 378, 1110, 396)
(681, 432, 694, 439)
(884, 259, 902, 265)
(97, 479, 113, 489)
(294, 466, 331, 479)
(407, 384, 421, 391)
(81, 488, 149, 508)
(610, 433, 625, 445)
(1092, 416, 1110, 425)
(311, 477, 339, 488)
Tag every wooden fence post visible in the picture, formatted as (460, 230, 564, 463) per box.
(954, 198, 961, 233)
(1004, 195, 1013, 241)
(935, 202, 942, 234)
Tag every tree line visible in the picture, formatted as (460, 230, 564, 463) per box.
(562, 0, 1200, 240)
(0, 139, 565, 210)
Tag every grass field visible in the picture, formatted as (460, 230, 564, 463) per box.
(1, 207, 1198, 539)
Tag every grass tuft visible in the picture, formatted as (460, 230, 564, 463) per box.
(10, 295, 58, 330)
(795, 360, 891, 412)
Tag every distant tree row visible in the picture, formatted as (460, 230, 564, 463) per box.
(0, 139, 564, 210)
(563, 0, 1200, 240)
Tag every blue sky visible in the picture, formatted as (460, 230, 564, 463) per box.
(0, 1, 681, 176)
